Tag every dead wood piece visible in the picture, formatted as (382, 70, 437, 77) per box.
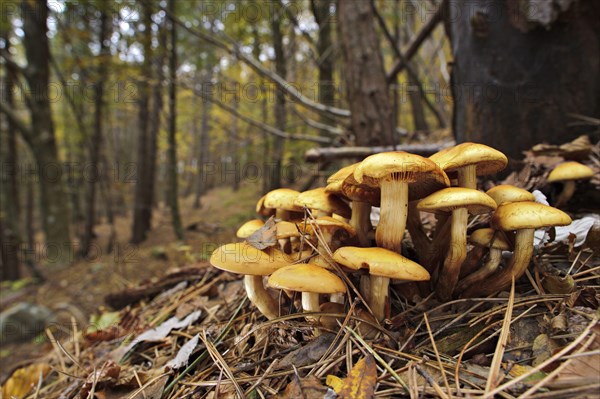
(304, 141, 454, 163)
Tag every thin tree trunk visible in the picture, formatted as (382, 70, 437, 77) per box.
(131, 3, 154, 244)
(404, 8, 429, 132)
(81, 4, 109, 256)
(167, 0, 184, 240)
(230, 100, 240, 191)
(269, 5, 287, 191)
(193, 68, 213, 209)
(338, 0, 394, 146)
(311, 0, 335, 124)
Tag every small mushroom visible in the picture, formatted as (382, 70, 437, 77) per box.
(333, 246, 430, 321)
(461, 202, 572, 297)
(429, 142, 508, 189)
(486, 184, 535, 206)
(268, 263, 346, 323)
(301, 216, 356, 254)
(210, 242, 291, 320)
(263, 188, 304, 220)
(295, 187, 351, 219)
(236, 219, 265, 239)
(547, 161, 595, 207)
(417, 188, 497, 300)
(456, 228, 511, 294)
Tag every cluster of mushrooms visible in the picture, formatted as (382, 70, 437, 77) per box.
(210, 142, 590, 325)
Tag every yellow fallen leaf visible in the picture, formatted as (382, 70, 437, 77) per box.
(338, 355, 377, 399)
(1, 363, 51, 399)
(326, 375, 344, 393)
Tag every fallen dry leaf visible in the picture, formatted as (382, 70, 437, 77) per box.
(276, 333, 335, 370)
(273, 375, 332, 399)
(337, 355, 377, 399)
(166, 333, 199, 370)
(79, 361, 121, 399)
(246, 216, 277, 249)
(1, 363, 51, 399)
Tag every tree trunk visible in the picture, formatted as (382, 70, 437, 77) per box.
(446, 0, 600, 158)
(131, 3, 154, 244)
(0, 28, 21, 280)
(81, 4, 109, 256)
(193, 68, 214, 209)
(269, 5, 287, 191)
(19, 1, 72, 265)
(338, 0, 395, 146)
(230, 101, 240, 192)
(167, 0, 184, 241)
(311, 0, 335, 124)
(404, 8, 429, 132)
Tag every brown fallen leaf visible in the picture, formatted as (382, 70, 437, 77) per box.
(337, 355, 377, 399)
(246, 216, 277, 249)
(79, 361, 121, 399)
(1, 363, 51, 399)
(273, 375, 331, 399)
(276, 333, 335, 370)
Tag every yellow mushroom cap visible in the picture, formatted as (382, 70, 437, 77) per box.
(300, 216, 356, 237)
(354, 151, 449, 200)
(268, 263, 346, 294)
(326, 163, 381, 205)
(486, 184, 535, 205)
(276, 221, 301, 239)
(256, 195, 275, 216)
(210, 242, 291, 275)
(547, 161, 595, 183)
(263, 188, 304, 212)
(236, 219, 265, 239)
(491, 201, 572, 231)
(294, 188, 351, 218)
(332, 246, 430, 281)
(470, 228, 511, 250)
(417, 187, 497, 215)
(429, 142, 508, 177)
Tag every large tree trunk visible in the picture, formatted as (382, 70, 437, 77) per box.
(167, 0, 184, 241)
(0, 28, 21, 280)
(447, 0, 600, 158)
(21, 1, 72, 263)
(338, 0, 395, 146)
(268, 5, 287, 191)
(131, 3, 155, 244)
(311, 0, 335, 123)
(82, 4, 109, 256)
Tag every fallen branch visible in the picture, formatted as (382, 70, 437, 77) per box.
(304, 141, 454, 162)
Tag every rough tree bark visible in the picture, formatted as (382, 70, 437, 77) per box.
(338, 0, 395, 146)
(311, 0, 335, 122)
(446, 0, 600, 158)
(167, 0, 184, 240)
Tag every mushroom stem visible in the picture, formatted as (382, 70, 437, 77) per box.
(316, 209, 331, 218)
(459, 246, 486, 278)
(456, 247, 503, 294)
(458, 164, 477, 189)
(372, 179, 409, 320)
(244, 275, 279, 320)
(555, 180, 576, 208)
(436, 207, 468, 301)
(369, 275, 389, 321)
(301, 292, 321, 323)
(350, 201, 373, 247)
(462, 229, 534, 297)
(376, 179, 409, 252)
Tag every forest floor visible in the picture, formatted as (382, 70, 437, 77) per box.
(0, 184, 260, 382)
(1, 142, 599, 398)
